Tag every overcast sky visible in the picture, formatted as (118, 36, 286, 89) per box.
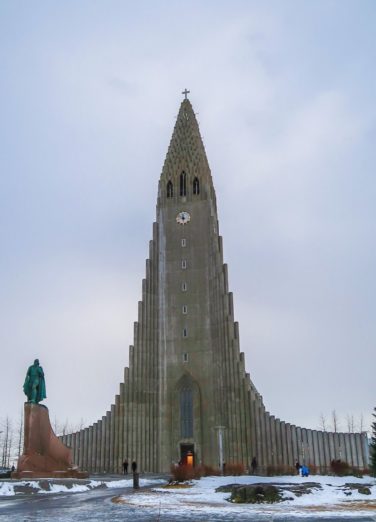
(0, 1, 375, 436)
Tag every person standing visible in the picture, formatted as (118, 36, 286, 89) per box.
(131, 460, 137, 473)
(251, 456, 257, 474)
(123, 459, 129, 475)
(295, 460, 301, 475)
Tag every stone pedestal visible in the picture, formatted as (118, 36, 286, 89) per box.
(12, 403, 88, 479)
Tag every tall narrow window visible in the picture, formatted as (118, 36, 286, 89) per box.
(182, 282, 187, 292)
(183, 353, 189, 363)
(180, 171, 187, 197)
(181, 238, 186, 247)
(167, 180, 173, 198)
(180, 387, 193, 437)
(183, 328, 187, 337)
(181, 260, 187, 269)
(182, 305, 187, 314)
(193, 177, 200, 195)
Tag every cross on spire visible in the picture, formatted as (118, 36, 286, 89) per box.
(182, 88, 190, 100)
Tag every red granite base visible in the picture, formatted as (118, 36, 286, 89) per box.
(11, 469, 89, 479)
(14, 403, 88, 479)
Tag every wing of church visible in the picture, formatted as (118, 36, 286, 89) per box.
(62, 97, 369, 473)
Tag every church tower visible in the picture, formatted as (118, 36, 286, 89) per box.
(62, 95, 368, 474)
(156, 97, 250, 470)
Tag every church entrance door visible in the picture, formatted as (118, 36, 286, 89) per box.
(180, 443, 194, 466)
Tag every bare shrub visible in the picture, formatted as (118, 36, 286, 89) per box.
(307, 463, 318, 475)
(266, 465, 296, 476)
(170, 464, 195, 482)
(203, 465, 221, 477)
(223, 463, 245, 476)
(330, 459, 351, 476)
(192, 465, 204, 479)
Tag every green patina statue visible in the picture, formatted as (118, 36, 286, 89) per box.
(23, 359, 47, 404)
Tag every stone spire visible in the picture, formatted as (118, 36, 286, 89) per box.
(161, 99, 211, 183)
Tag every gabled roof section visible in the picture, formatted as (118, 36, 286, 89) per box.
(161, 99, 212, 181)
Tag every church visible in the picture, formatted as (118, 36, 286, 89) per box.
(62, 95, 369, 473)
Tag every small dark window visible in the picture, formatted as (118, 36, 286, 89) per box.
(167, 180, 173, 198)
(183, 328, 187, 337)
(193, 177, 200, 195)
(180, 172, 187, 197)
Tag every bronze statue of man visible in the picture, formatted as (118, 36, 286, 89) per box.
(23, 359, 47, 404)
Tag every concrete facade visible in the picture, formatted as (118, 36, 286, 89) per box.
(62, 98, 369, 473)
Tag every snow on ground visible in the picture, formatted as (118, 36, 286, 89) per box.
(1, 474, 375, 518)
(0, 477, 164, 496)
(118, 475, 376, 519)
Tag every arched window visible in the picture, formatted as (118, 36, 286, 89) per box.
(180, 171, 187, 197)
(180, 387, 193, 437)
(167, 180, 173, 198)
(193, 177, 200, 195)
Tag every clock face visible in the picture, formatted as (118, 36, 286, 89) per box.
(176, 211, 191, 225)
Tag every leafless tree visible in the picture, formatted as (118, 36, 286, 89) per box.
(70, 418, 86, 432)
(61, 419, 69, 437)
(346, 414, 355, 433)
(358, 412, 365, 432)
(17, 408, 24, 458)
(53, 416, 60, 435)
(52, 418, 72, 437)
(331, 410, 340, 433)
(319, 412, 327, 431)
(1, 417, 12, 468)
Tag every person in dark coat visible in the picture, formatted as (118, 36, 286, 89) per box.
(251, 457, 257, 474)
(123, 459, 128, 474)
(131, 460, 137, 473)
(295, 460, 301, 475)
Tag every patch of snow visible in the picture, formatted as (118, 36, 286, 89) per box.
(102, 478, 164, 489)
(120, 474, 376, 518)
(0, 483, 15, 496)
(39, 483, 91, 494)
(101, 479, 132, 489)
(0, 476, 167, 497)
(0, 480, 41, 496)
